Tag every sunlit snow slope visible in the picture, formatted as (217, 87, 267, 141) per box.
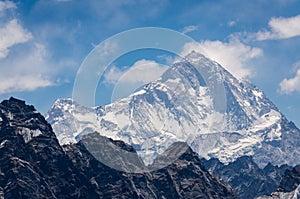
(46, 52, 300, 167)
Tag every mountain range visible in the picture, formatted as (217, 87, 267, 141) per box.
(1, 97, 299, 198)
(0, 97, 236, 198)
(1, 52, 300, 198)
(47, 52, 300, 168)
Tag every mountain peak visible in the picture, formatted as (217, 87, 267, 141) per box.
(0, 97, 55, 144)
(54, 98, 74, 105)
(1, 97, 33, 113)
(47, 52, 300, 168)
(7, 96, 25, 103)
(183, 50, 210, 62)
(0, 97, 38, 124)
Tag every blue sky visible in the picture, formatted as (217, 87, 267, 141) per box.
(0, 0, 300, 126)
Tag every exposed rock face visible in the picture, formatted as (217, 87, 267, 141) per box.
(202, 156, 291, 199)
(256, 165, 300, 199)
(0, 97, 96, 198)
(0, 97, 236, 199)
(256, 185, 300, 199)
(278, 165, 300, 193)
(65, 134, 237, 199)
(43, 52, 300, 198)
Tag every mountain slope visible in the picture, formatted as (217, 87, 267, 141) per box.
(66, 133, 237, 199)
(46, 52, 300, 168)
(0, 97, 237, 198)
(201, 156, 291, 199)
(0, 97, 96, 198)
(256, 165, 300, 199)
(278, 165, 300, 193)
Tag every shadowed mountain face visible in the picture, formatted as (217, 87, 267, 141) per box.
(66, 134, 237, 199)
(278, 165, 300, 193)
(0, 97, 97, 198)
(0, 97, 237, 199)
(202, 157, 291, 199)
(255, 166, 300, 199)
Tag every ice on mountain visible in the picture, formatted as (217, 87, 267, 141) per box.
(250, 109, 281, 133)
(257, 184, 300, 199)
(0, 140, 7, 148)
(46, 52, 300, 167)
(17, 128, 42, 143)
(7, 112, 13, 120)
(46, 99, 100, 145)
(252, 89, 263, 98)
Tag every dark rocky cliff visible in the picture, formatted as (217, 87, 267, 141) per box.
(0, 97, 236, 199)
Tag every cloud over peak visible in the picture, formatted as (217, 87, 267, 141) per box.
(103, 59, 168, 101)
(181, 39, 263, 79)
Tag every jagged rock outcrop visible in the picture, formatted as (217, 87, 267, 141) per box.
(0, 97, 237, 198)
(278, 165, 300, 193)
(0, 97, 97, 198)
(65, 133, 237, 198)
(202, 156, 291, 199)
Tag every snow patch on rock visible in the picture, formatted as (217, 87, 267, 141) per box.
(17, 128, 43, 143)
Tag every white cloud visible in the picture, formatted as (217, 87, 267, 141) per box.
(182, 25, 199, 34)
(228, 20, 237, 27)
(279, 69, 300, 94)
(0, 42, 74, 94)
(254, 15, 300, 40)
(103, 65, 124, 84)
(104, 59, 168, 85)
(0, 75, 54, 94)
(181, 39, 263, 79)
(104, 59, 169, 101)
(157, 54, 177, 66)
(0, 2, 70, 95)
(119, 59, 168, 83)
(0, 43, 53, 93)
(0, 1, 16, 13)
(0, 8, 32, 58)
(98, 40, 118, 57)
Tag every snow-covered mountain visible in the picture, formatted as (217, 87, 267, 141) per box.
(46, 52, 300, 167)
